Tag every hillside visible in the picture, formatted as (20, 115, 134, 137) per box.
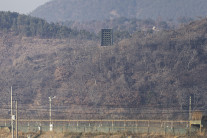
(1, 14, 207, 120)
(0, 11, 95, 39)
(31, 0, 207, 22)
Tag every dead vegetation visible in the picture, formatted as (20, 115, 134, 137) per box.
(0, 18, 207, 120)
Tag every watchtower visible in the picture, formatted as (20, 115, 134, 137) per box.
(101, 29, 113, 46)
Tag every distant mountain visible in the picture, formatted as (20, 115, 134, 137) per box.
(31, 0, 207, 22)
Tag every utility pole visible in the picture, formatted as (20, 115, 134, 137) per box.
(189, 96, 192, 135)
(11, 86, 14, 138)
(49, 97, 52, 131)
(16, 100, 18, 138)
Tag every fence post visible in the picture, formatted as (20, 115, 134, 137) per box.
(164, 122, 166, 135)
(68, 121, 70, 132)
(186, 123, 188, 136)
(84, 126, 85, 133)
(124, 120, 126, 131)
(160, 120, 163, 135)
(100, 120, 102, 129)
(148, 120, 150, 134)
(171, 121, 175, 135)
(76, 121, 78, 131)
(112, 120, 114, 132)
(189, 122, 191, 136)
(161, 120, 162, 127)
(88, 122, 91, 131)
(173, 126, 175, 136)
(89, 122, 90, 132)
(27, 122, 30, 132)
(164, 122, 167, 137)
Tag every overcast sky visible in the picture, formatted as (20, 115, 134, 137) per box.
(0, 0, 51, 14)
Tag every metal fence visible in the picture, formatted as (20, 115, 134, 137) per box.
(0, 119, 199, 136)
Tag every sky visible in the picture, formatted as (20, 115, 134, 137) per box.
(0, 0, 51, 14)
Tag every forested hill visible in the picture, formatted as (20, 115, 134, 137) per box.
(1, 17, 207, 119)
(0, 11, 94, 39)
(31, 0, 207, 22)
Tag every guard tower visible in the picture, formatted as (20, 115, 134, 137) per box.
(101, 29, 113, 46)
